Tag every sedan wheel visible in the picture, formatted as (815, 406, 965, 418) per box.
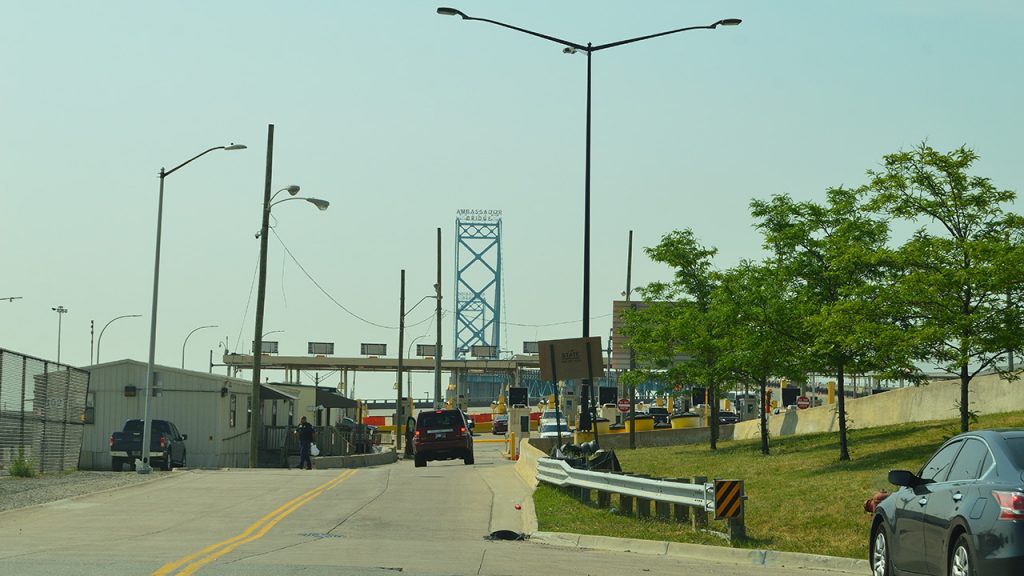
(872, 524, 890, 576)
(950, 534, 974, 576)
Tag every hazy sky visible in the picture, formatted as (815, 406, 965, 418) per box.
(3, 1, 1021, 401)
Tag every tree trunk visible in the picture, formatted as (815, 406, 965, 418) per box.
(960, 363, 970, 433)
(709, 383, 719, 450)
(759, 377, 769, 455)
(837, 363, 850, 461)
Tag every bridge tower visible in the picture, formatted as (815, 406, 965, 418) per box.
(453, 210, 502, 360)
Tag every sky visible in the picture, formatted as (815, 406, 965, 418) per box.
(3, 1, 1022, 402)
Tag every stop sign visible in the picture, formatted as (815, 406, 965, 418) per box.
(796, 396, 811, 409)
(617, 398, 631, 413)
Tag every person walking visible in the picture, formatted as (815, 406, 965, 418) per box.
(404, 415, 416, 457)
(296, 416, 315, 470)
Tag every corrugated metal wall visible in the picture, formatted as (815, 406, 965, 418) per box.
(81, 360, 252, 470)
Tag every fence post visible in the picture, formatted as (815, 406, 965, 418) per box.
(692, 475, 709, 530)
(597, 489, 611, 509)
(670, 477, 691, 523)
(634, 474, 652, 518)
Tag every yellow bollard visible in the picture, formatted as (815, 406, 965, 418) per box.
(508, 431, 516, 460)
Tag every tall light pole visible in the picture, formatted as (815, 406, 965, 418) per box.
(182, 324, 218, 369)
(249, 123, 329, 468)
(96, 314, 142, 364)
(437, 7, 740, 428)
(51, 306, 68, 363)
(140, 142, 246, 474)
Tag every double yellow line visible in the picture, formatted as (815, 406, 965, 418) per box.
(154, 469, 356, 576)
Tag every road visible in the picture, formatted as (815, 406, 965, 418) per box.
(0, 441, 858, 575)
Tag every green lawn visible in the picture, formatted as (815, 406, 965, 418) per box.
(533, 410, 1024, 559)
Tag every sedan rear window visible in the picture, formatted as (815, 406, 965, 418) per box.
(1005, 437, 1024, 470)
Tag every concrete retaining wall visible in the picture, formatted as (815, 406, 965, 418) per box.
(733, 372, 1023, 440)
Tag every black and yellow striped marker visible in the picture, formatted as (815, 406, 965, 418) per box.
(714, 479, 744, 519)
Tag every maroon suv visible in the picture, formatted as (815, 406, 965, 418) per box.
(413, 409, 474, 467)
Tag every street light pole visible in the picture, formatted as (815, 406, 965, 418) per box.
(182, 324, 218, 369)
(51, 306, 68, 363)
(96, 314, 142, 364)
(437, 7, 740, 430)
(249, 124, 329, 468)
(140, 141, 246, 474)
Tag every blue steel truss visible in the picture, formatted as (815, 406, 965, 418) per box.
(454, 218, 502, 360)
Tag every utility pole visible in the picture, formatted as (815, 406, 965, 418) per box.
(626, 231, 636, 450)
(397, 269, 406, 452)
(434, 227, 443, 408)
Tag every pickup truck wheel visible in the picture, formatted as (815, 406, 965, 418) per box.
(111, 457, 124, 472)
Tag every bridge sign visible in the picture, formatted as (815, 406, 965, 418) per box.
(617, 398, 631, 413)
(796, 396, 811, 409)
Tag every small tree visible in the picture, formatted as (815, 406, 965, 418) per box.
(866, 143, 1024, 432)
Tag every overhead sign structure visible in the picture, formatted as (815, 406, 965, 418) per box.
(416, 344, 437, 357)
(254, 341, 279, 354)
(522, 341, 539, 354)
(471, 345, 497, 358)
(360, 343, 387, 356)
(538, 336, 604, 382)
(307, 342, 334, 355)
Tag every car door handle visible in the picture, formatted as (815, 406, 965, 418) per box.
(918, 497, 928, 506)
(952, 492, 963, 502)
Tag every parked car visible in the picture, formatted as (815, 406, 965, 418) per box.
(336, 416, 377, 435)
(648, 407, 670, 427)
(109, 419, 187, 471)
(718, 411, 739, 425)
(413, 409, 474, 467)
(538, 409, 562, 426)
(869, 428, 1024, 576)
(492, 414, 509, 435)
(538, 422, 572, 439)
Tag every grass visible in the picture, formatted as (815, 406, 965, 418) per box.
(533, 410, 1024, 559)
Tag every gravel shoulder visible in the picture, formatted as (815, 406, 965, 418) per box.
(0, 471, 166, 514)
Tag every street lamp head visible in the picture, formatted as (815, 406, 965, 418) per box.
(715, 18, 742, 27)
(305, 198, 330, 211)
(563, 47, 577, 55)
(437, 7, 468, 18)
(284, 185, 300, 196)
(224, 144, 247, 151)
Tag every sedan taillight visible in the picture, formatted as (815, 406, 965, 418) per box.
(993, 490, 1024, 520)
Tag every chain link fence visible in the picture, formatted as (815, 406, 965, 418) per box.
(0, 348, 90, 475)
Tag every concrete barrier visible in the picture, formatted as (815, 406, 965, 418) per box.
(308, 448, 398, 469)
(733, 372, 1024, 440)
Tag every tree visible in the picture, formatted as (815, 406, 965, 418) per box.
(866, 144, 1024, 432)
(624, 229, 728, 449)
(714, 261, 808, 455)
(751, 186, 902, 461)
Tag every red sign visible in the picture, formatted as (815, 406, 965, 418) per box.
(796, 396, 811, 409)
(617, 398, 631, 413)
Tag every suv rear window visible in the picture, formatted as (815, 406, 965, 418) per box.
(1004, 435, 1024, 469)
(417, 411, 464, 430)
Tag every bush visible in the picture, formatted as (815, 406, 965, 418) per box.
(9, 448, 36, 478)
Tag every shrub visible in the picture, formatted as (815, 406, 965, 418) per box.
(9, 448, 36, 478)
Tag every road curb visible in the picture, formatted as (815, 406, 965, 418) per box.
(529, 531, 869, 574)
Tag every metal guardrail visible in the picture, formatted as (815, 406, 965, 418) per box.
(536, 457, 713, 510)
(536, 457, 747, 540)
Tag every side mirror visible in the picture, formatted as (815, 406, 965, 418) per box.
(181, 434, 187, 441)
(888, 470, 917, 487)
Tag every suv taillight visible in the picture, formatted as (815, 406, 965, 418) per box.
(159, 436, 167, 449)
(108, 435, 114, 448)
(993, 491, 1024, 520)
(414, 429, 421, 439)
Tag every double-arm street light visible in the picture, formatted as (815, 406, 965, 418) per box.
(437, 7, 740, 430)
(52, 306, 68, 363)
(249, 123, 329, 468)
(140, 142, 246, 474)
(182, 324, 218, 369)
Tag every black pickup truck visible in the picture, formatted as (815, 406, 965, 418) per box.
(109, 419, 187, 471)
